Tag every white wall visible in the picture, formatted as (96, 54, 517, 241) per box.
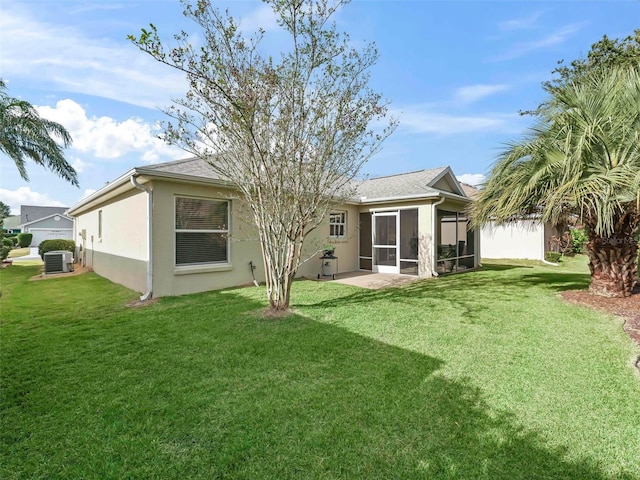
(27, 228, 73, 246)
(481, 220, 544, 260)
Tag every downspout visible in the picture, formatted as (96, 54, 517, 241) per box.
(431, 195, 446, 277)
(130, 175, 153, 300)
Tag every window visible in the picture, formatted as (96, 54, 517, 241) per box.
(98, 210, 102, 239)
(329, 211, 346, 239)
(175, 197, 229, 266)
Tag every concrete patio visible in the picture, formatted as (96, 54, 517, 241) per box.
(315, 271, 421, 289)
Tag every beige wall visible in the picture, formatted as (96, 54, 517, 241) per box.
(73, 189, 149, 293)
(296, 204, 360, 279)
(149, 181, 361, 297)
(417, 203, 434, 277)
(72, 177, 478, 297)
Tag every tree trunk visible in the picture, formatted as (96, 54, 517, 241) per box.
(585, 214, 638, 298)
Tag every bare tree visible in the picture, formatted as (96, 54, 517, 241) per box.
(129, 0, 395, 311)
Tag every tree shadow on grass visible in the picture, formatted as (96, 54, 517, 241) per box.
(133, 303, 636, 478)
(3, 285, 632, 479)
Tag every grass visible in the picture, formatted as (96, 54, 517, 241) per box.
(7, 247, 29, 259)
(1, 257, 639, 479)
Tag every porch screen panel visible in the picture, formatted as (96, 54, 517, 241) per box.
(374, 215, 396, 246)
(359, 213, 372, 270)
(375, 248, 396, 267)
(400, 209, 418, 260)
(175, 197, 229, 265)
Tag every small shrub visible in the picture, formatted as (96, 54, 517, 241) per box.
(16, 233, 33, 248)
(570, 227, 588, 253)
(1, 246, 10, 261)
(39, 239, 75, 260)
(2, 238, 13, 248)
(6, 235, 18, 246)
(544, 251, 562, 263)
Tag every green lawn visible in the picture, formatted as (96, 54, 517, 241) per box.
(1, 258, 639, 479)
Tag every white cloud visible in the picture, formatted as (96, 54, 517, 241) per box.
(457, 173, 486, 187)
(0, 187, 67, 214)
(82, 189, 97, 199)
(498, 12, 544, 31)
(395, 107, 516, 135)
(239, 5, 280, 32)
(70, 157, 87, 173)
(36, 100, 184, 163)
(492, 23, 586, 61)
(0, 7, 187, 109)
(454, 84, 510, 104)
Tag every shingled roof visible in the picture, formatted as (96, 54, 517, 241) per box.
(136, 157, 228, 181)
(135, 158, 467, 202)
(355, 167, 450, 201)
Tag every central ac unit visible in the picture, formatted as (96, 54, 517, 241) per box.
(44, 250, 74, 274)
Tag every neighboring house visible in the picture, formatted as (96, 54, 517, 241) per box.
(20, 205, 68, 225)
(20, 213, 74, 247)
(67, 157, 479, 298)
(480, 218, 560, 261)
(2, 215, 21, 234)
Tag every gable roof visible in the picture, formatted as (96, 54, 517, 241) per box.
(2, 215, 21, 230)
(20, 205, 68, 224)
(355, 166, 467, 203)
(460, 183, 480, 199)
(136, 157, 228, 181)
(21, 213, 72, 228)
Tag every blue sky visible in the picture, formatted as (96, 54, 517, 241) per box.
(1, 0, 637, 214)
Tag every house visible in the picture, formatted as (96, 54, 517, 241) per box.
(20, 205, 68, 225)
(2, 215, 21, 235)
(11, 205, 73, 246)
(67, 157, 479, 298)
(20, 213, 74, 247)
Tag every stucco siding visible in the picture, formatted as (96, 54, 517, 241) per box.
(151, 181, 361, 296)
(74, 190, 148, 261)
(86, 250, 148, 293)
(151, 180, 265, 297)
(296, 204, 360, 279)
(481, 220, 544, 260)
(73, 189, 149, 292)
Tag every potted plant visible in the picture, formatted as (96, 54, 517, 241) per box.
(322, 244, 336, 258)
(438, 245, 456, 271)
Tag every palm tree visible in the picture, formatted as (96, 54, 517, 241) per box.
(472, 67, 640, 297)
(0, 80, 78, 186)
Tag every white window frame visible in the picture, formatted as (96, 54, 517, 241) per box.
(175, 196, 230, 267)
(329, 211, 347, 239)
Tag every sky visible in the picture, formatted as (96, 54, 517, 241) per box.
(1, 0, 638, 215)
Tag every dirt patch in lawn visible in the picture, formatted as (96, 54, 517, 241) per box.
(561, 285, 640, 371)
(29, 264, 93, 281)
(127, 298, 160, 308)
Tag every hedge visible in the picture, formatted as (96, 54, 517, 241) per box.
(544, 251, 562, 263)
(16, 233, 33, 248)
(39, 239, 76, 260)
